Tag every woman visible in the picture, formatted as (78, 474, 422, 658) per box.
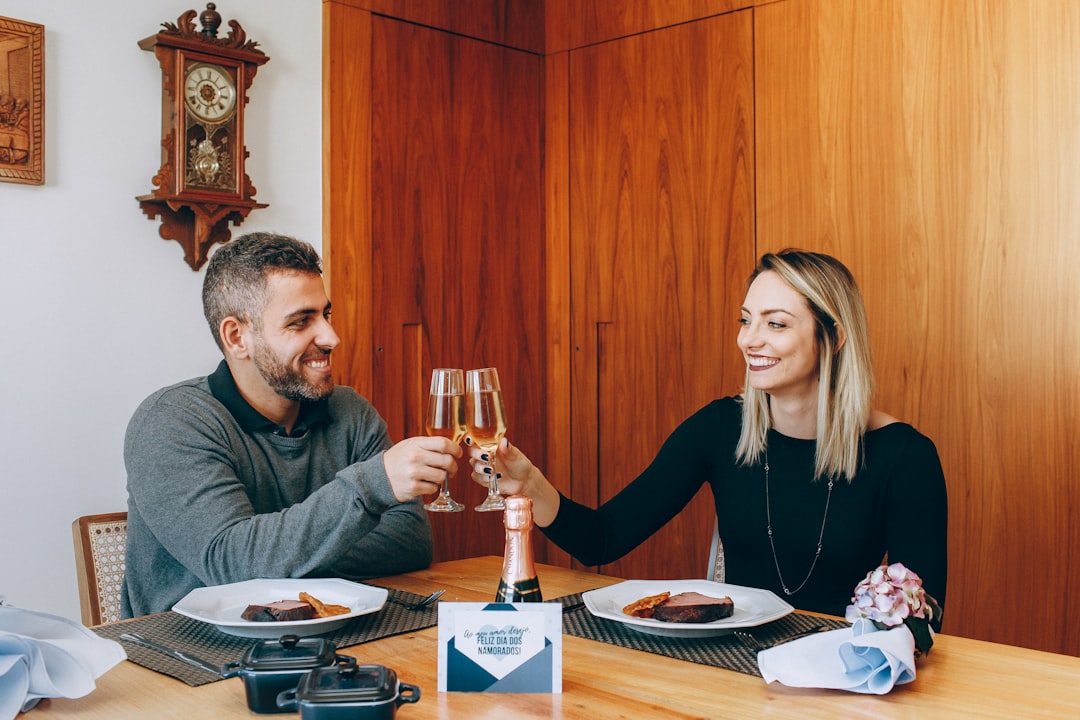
(469, 250, 947, 621)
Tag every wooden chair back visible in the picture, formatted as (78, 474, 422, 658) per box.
(71, 512, 127, 625)
(707, 519, 726, 582)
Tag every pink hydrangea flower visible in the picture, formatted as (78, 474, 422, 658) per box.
(845, 562, 937, 627)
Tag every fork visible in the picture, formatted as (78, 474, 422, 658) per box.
(387, 589, 445, 610)
(733, 624, 827, 653)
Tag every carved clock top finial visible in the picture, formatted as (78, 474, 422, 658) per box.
(156, 4, 265, 55)
(199, 3, 222, 38)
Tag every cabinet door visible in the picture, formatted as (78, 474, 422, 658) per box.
(569, 11, 755, 580)
(368, 16, 545, 561)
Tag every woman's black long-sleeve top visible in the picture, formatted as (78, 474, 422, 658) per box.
(544, 397, 948, 620)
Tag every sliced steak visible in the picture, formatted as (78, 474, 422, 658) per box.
(241, 599, 316, 622)
(650, 592, 734, 623)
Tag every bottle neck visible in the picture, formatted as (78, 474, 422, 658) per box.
(497, 525, 542, 602)
(501, 527, 537, 584)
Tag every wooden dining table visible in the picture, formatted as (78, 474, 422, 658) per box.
(31, 556, 1080, 718)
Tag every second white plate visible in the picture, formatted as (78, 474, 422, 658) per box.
(582, 579, 793, 638)
(173, 578, 387, 638)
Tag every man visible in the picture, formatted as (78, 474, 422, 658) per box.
(121, 232, 456, 617)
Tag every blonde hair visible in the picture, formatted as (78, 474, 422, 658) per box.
(735, 250, 874, 481)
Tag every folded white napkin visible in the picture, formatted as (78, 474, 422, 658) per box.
(0, 606, 126, 718)
(758, 618, 917, 694)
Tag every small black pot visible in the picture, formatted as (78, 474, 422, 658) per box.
(276, 663, 420, 719)
(222, 634, 356, 714)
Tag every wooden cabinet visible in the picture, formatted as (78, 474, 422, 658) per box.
(556, 0, 1080, 655)
(370, 16, 545, 559)
(328, 6, 545, 561)
(325, 2, 754, 572)
(562, 12, 755, 580)
(324, 0, 1080, 657)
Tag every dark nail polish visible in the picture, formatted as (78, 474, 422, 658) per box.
(480, 453, 490, 462)
(483, 466, 492, 475)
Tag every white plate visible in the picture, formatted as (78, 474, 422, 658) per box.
(172, 578, 388, 638)
(582, 579, 793, 638)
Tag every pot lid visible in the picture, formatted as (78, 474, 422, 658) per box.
(241, 634, 338, 671)
(298, 664, 399, 703)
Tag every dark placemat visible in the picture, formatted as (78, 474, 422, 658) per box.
(554, 592, 848, 677)
(93, 588, 438, 687)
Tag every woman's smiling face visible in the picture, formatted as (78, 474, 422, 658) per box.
(737, 270, 821, 400)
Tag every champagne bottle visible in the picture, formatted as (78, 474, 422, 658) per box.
(495, 495, 543, 602)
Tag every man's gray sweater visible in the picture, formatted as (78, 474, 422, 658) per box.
(120, 364, 433, 617)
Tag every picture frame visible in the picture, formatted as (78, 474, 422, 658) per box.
(0, 16, 44, 185)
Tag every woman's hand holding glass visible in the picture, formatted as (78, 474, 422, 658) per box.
(467, 436, 562, 527)
(465, 367, 508, 512)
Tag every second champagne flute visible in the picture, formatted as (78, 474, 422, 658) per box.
(465, 367, 507, 512)
(423, 368, 466, 512)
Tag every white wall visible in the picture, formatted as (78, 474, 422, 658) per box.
(0, 1, 322, 621)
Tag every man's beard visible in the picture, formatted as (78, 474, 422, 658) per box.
(252, 338, 334, 402)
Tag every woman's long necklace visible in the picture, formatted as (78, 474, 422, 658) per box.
(764, 450, 834, 596)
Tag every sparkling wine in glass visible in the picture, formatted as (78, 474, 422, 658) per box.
(423, 368, 466, 512)
(466, 367, 507, 512)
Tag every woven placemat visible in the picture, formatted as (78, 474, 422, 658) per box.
(93, 588, 438, 687)
(555, 592, 848, 677)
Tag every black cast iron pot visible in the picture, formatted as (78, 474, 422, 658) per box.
(277, 663, 420, 719)
(222, 634, 355, 714)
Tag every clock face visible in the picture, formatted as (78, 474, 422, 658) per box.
(184, 63, 237, 123)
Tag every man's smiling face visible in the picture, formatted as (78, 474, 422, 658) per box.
(249, 270, 339, 402)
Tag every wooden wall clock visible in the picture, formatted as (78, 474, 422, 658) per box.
(137, 3, 269, 270)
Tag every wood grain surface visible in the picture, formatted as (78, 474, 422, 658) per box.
(567, 11, 756, 581)
(31, 559, 1080, 719)
(350, 0, 545, 53)
(366, 15, 546, 559)
(324, 0, 1080, 656)
(754, 0, 1080, 656)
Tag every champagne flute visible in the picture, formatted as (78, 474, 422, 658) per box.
(423, 368, 466, 512)
(466, 367, 507, 512)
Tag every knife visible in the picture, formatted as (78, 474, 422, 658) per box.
(120, 632, 223, 677)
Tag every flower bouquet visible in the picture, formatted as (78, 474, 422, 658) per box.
(845, 563, 941, 656)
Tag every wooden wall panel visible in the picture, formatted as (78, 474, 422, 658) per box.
(368, 16, 546, 561)
(543, 49, 573, 568)
(755, 0, 1080, 656)
(545, 0, 771, 54)
(324, 2, 373, 394)
(344, 0, 544, 53)
(339, 0, 776, 54)
(569, 12, 755, 581)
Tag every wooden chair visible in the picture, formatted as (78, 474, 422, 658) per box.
(707, 519, 726, 582)
(72, 512, 127, 625)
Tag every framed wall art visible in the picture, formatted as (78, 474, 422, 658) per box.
(0, 16, 44, 185)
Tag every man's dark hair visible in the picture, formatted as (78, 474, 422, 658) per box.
(202, 232, 323, 353)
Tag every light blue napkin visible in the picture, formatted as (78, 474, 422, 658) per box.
(0, 606, 125, 718)
(757, 618, 918, 694)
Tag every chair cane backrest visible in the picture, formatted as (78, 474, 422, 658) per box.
(707, 519, 726, 583)
(72, 512, 127, 625)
